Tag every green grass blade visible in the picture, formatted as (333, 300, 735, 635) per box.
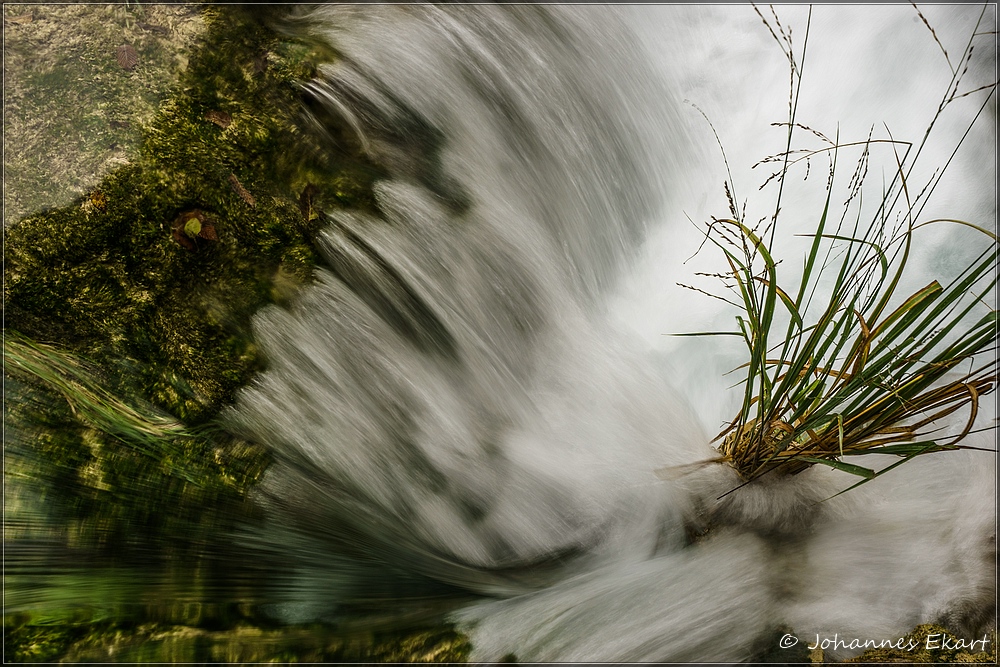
(796, 457, 876, 478)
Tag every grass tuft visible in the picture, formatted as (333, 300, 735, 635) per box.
(671, 6, 997, 496)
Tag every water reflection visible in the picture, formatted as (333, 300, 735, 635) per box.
(5, 528, 476, 661)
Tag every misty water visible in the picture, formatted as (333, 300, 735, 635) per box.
(5, 4, 997, 662)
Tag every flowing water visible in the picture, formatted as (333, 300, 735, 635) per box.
(227, 4, 997, 662)
(7, 4, 997, 662)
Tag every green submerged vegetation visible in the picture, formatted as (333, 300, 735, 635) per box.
(4, 620, 471, 663)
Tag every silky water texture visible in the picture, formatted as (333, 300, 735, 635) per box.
(229, 5, 998, 662)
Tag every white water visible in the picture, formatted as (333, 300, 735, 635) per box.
(234, 5, 997, 661)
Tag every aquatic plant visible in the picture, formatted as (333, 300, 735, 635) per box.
(4, 331, 270, 554)
(6, 334, 189, 449)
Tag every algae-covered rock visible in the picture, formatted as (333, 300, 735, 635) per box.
(2, 4, 204, 226)
(3, 5, 379, 554)
(6, 5, 378, 421)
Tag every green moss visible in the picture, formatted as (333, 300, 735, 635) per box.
(5, 373, 267, 555)
(3, 618, 472, 663)
(5, 5, 379, 421)
(3, 621, 88, 663)
(4, 6, 380, 555)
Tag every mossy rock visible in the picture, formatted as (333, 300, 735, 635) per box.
(3, 5, 380, 555)
(2, 4, 204, 225)
(6, 6, 380, 423)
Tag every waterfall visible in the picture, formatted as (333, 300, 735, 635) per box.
(232, 4, 996, 661)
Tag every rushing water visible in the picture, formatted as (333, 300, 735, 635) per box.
(224, 4, 997, 662)
(6, 4, 996, 662)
